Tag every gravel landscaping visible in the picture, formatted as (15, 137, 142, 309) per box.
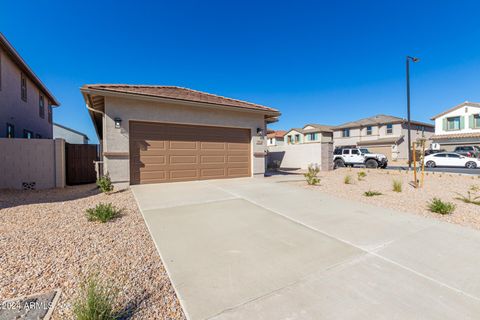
(0, 184, 186, 319)
(298, 168, 480, 230)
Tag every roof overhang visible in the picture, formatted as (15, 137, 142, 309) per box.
(357, 136, 404, 146)
(0, 33, 60, 106)
(80, 86, 281, 140)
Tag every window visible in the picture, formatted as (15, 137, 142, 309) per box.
(386, 124, 393, 134)
(21, 73, 27, 101)
(351, 149, 359, 155)
(6, 123, 14, 138)
(39, 94, 45, 118)
(447, 116, 461, 131)
(334, 148, 342, 155)
(308, 133, 317, 141)
(342, 149, 350, 155)
(342, 128, 350, 137)
(0, 50, 2, 91)
(434, 153, 447, 158)
(366, 126, 372, 135)
(23, 129, 33, 139)
(474, 114, 480, 128)
(47, 102, 52, 124)
(35, 134, 42, 139)
(294, 134, 300, 143)
(447, 153, 460, 158)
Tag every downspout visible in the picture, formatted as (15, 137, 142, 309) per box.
(85, 99, 106, 177)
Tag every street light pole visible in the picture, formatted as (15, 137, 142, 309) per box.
(406, 56, 419, 169)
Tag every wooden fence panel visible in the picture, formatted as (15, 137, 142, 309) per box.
(65, 143, 98, 185)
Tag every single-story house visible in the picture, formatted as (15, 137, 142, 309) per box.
(53, 123, 89, 144)
(81, 85, 280, 188)
(266, 130, 286, 146)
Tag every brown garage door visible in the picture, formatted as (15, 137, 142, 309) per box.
(129, 121, 251, 184)
(365, 146, 393, 161)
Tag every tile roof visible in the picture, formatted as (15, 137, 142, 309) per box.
(303, 124, 334, 133)
(334, 114, 433, 129)
(431, 132, 480, 140)
(430, 101, 480, 120)
(81, 84, 279, 114)
(266, 130, 287, 139)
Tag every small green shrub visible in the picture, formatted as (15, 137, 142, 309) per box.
(392, 179, 402, 193)
(455, 185, 480, 206)
(86, 203, 120, 223)
(364, 190, 382, 197)
(73, 275, 118, 320)
(97, 173, 114, 193)
(304, 164, 320, 185)
(428, 198, 455, 215)
(344, 175, 353, 184)
(357, 171, 367, 181)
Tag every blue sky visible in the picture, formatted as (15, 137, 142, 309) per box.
(2, 1, 480, 143)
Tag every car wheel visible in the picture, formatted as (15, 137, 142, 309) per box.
(365, 159, 378, 168)
(466, 161, 477, 169)
(334, 159, 345, 169)
(426, 161, 436, 168)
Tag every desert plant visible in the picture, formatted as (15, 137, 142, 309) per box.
(86, 203, 120, 223)
(73, 275, 118, 320)
(344, 175, 353, 184)
(97, 173, 114, 193)
(455, 185, 480, 206)
(304, 164, 321, 185)
(392, 179, 402, 193)
(364, 190, 382, 197)
(428, 198, 455, 215)
(357, 171, 367, 181)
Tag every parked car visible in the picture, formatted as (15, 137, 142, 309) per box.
(333, 147, 388, 169)
(425, 149, 446, 156)
(424, 152, 480, 169)
(453, 146, 480, 158)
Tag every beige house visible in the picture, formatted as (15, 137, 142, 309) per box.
(333, 115, 434, 162)
(266, 130, 286, 146)
(81, 84, 280, 188)
(284, 124, 333, 144)
(0, 33, 60, 139)
(430, 101, 480, 151)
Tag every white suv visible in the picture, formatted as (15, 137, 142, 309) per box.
(333, 147, 388, 169)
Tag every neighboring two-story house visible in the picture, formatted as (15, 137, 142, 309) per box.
(266, 130, 286, 146)
(0, 33, 60, 139)
(53, 123, 89, 144)
(430, 101, 480, 151)
(284, 124, 333, 144)
(333, 115, 434, 162)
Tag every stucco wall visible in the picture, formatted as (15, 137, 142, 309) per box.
(0, 48, 53, 139)
(333, 124, 403, 146)
(267, 142, 333, 170)
(434, 104, 480, 135)
(103, 96, 267, 187)
(53, 124, 88, 144)
(0, 138, 65, 189)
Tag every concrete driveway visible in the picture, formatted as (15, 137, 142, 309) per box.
(132, 176, 480, 320)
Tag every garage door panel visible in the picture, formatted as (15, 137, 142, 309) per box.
(201, 155, 226, 164)
(130, 121, 251, 184)
(169, 155, 198, 165)
(169, 170, 199, 180)
(169, 141, 198, 150)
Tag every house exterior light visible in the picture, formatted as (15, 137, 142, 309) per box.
(114, 117, 122, 129)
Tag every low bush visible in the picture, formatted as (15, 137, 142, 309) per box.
(344, 175, 353, 184)
(455, 185, 480, 206)
(97, 174, 114, 194)
(392, 179, 402, 193)
(304, 164, 321, 185)
(364, 190, 382, 197)
(86, 203, 120, 223)
(73, 275, 119, 320)
(428, 198, 455, 215)
(357, 171, 367, 181)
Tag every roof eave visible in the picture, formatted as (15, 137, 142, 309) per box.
(0, 33, 60, 106)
